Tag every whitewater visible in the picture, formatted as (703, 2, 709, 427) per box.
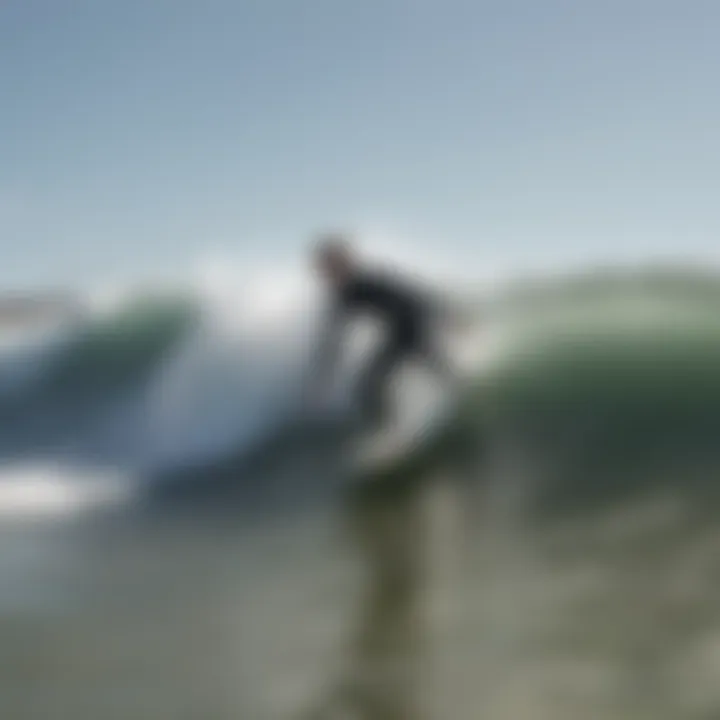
(0, 245, 500, 519)
(0, 244, 711, 519)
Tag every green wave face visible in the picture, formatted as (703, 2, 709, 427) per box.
(33, 294, 201, 405)
(353, 270, 720, 519)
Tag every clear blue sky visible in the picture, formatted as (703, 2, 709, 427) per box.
(2, 0, 719, 289)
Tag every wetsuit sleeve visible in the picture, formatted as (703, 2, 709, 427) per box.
(307, 300, 346, 392)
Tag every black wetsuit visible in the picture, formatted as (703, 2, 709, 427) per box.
(315, 269, 450, 426)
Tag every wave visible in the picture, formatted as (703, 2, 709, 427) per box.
(2, 263, 720, 521)
(143, 266, 720, 517)
(0, 294, 200, 463)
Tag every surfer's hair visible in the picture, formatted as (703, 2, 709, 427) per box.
(314, 232, 355, 267)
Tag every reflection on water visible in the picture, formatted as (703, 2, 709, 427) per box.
(304, 471, 455, 720)
(0, 464, 470, 720)
(3, 456, 720, 719)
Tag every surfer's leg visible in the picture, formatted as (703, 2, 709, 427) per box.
(418, 328, 457, 390)
(356, 339, 405, 429)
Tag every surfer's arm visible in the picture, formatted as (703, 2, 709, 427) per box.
(306, 303, 346, 396)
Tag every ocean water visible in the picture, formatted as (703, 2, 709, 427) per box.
(1, 264, 720, 719)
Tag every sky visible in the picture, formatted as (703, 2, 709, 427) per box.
(1, 0, 720, 290)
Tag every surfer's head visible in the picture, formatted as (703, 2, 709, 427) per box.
(312, 232, 356, 284)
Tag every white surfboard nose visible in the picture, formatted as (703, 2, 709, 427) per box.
(349, 317, 499, 474)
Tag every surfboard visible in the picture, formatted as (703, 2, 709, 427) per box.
(350, 382, 459, 473)
(344, 318, 493, 478)
(349, 340, 485, 474)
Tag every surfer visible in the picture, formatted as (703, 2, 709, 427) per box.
(305, 232, 456, 431)
(302, 232, 463, 719)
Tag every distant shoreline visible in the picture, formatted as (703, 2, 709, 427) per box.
(0, 293, 83, 329)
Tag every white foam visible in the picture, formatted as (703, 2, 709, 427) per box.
(0, 464, 133, 521)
